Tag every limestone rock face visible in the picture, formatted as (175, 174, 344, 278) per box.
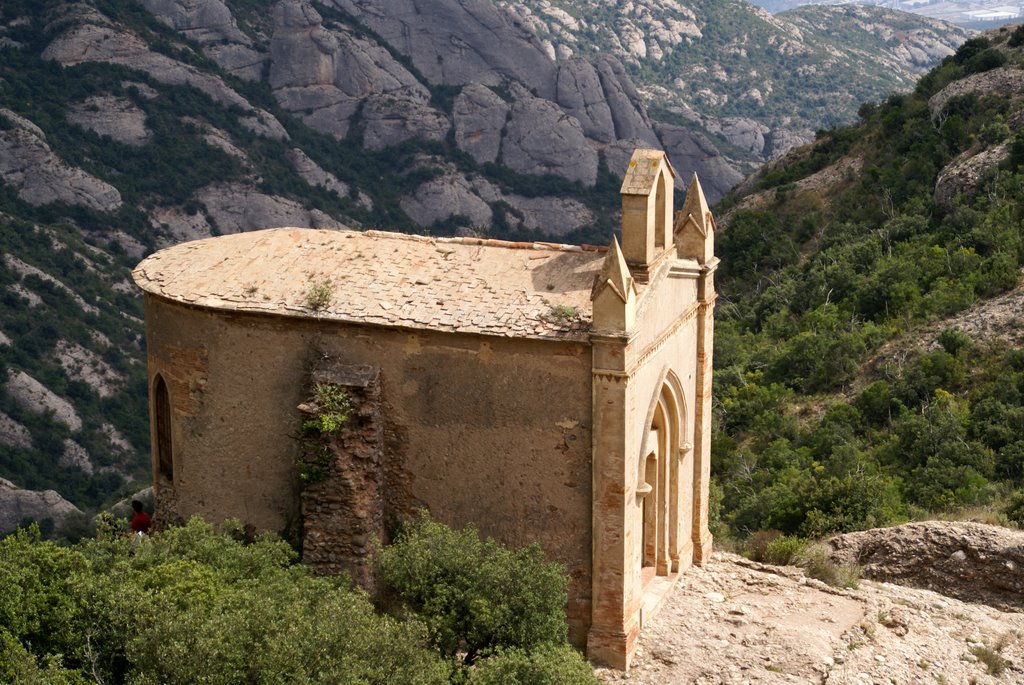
(501, 92, 598, 186)
(555, 59, 616, 143)
(141, 0, 249, 44)
(360, 93, 450, 150)
(928, 67, 1024, 120)
(502, 194, 595, 235)
(0, 110, 122, 211)
(67, 95, 152, 146)
(706, 117, 771, 157)
(654, 123, 745, 204)
(197, 182, 347, 233)
(206, 43, 267, 81)
(594, 57, 658, 146)
(934, 143, 1010, 212)
(768, 127, 815, 159)
(141, 0, 266, 80)
(52, 340, 123, 399)
(400, 171, 494, 229)
(5, 370, 82, 433)
(0, 412, 32, 450)
(453, 83, 509, 164)
(150, 205, 215, 246)
(287, 148, 350, 197)
(239, 110, 290, 141)
(269, 0, 438, 142)
(0, 478, 82, 533)
(336, 0, 557, 99)
(44, 12, 245, 109)
(60, 439, 94, 476)
(829, 521, 1024, 613)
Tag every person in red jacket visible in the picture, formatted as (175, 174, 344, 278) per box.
(130, 500, 151, 534)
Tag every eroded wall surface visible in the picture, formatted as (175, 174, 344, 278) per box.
(144, 294, 595, 640)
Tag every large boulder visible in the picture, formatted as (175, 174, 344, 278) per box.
(928, 67, 1024, 121)
(829, 521, 1024, 613)
(594, 56, 658, 146)
(360, 93, 449, 150)
(141, 0, 249, 44)
(705, 117, 771, 157)
(501, 91, 598, 186)
(0, 478, 82, 534)
(197, 182, 347, 233)
(934, 143, 1010, 212)
(287, 148, 350, 197)
(66, 95, 152, 146)
(400, 170, 493, 229)
(453, 83, 509, 164)
(501, 194, 595, 236)
(768, 127, 815, 159)
(141, 0, 266, 79)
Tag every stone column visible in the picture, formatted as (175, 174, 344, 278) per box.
(692, 260, 718, 565)
(587, 349, 640, 670)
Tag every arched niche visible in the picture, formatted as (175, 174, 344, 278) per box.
(635, 369, 691, 578)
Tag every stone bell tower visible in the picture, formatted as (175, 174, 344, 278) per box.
(618, 149, 676, 283)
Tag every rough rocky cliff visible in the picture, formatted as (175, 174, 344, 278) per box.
(499, 0, 970, 160)
(0, 0, 743, 525)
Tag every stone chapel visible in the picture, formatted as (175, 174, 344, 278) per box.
(132, 148, 718, 669)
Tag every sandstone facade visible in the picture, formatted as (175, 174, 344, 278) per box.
(132, 148, 717, 669)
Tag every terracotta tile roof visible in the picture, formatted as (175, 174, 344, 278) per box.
(132, 228, 611, 341)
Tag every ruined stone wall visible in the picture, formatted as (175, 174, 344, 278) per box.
(298, 363, 385, 590)
(143, 295, 594, 641)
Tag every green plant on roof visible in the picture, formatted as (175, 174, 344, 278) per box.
(305, 277, 334, 311)
(546, 304, 578, 323)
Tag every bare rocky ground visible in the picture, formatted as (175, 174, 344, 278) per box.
(597, 547, 1024, 684)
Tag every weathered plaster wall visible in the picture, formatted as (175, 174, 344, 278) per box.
(143, 294, 594, 640)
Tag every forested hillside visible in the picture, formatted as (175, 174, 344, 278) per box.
(711, 25, 1024, 541)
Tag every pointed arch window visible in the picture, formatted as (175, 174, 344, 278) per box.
(155, 375, 173, 482)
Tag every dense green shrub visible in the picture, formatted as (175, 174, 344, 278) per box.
(0, 520, 450, 684)
(467, 645, 598, 685)
(761, 535, 806, 565)
(377, 511, 569, 665)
